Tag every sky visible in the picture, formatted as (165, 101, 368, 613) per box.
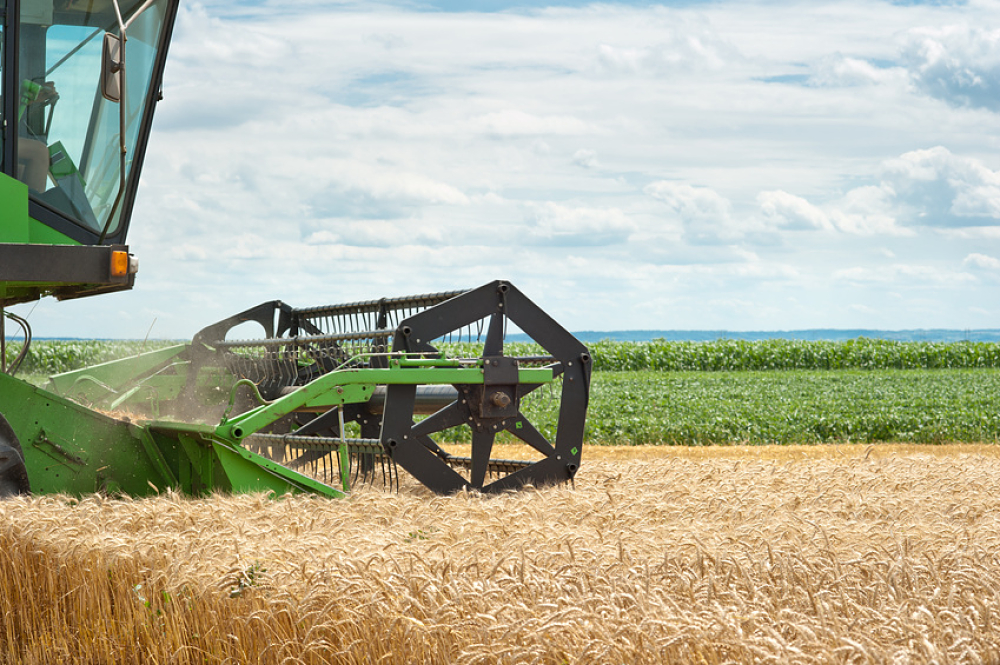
(14, 0, 1000, 339)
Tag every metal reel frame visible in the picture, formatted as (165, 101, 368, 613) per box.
(381, 280, 591, 494)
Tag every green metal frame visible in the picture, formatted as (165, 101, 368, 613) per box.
(217, 361, 553, 440)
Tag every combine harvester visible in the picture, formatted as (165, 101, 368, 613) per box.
(0, 0, 591, 498)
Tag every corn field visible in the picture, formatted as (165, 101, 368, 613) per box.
(1, 444, 999, 664)
(8, 338, 1000, 377)
(449, 338, 1000, 372)
(2, 340, 177, 376)
(586, 338, 1000, 371)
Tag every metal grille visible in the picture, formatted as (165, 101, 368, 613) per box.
(244, 432, 533, 489)
(292, 290, 465, 339)
(212, 290, 467, 393)
(244, 433, 397, 489)
(445, 456, 532, 475)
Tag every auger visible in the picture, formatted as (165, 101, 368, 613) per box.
(0, 0, 590, 497)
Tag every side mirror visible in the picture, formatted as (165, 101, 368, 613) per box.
(101, 33, 122, 103)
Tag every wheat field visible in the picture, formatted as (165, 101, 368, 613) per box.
(2, 444, 1000, 664)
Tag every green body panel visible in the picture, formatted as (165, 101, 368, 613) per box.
(0, 371, 344, 498)
(0, 176, 30, 243)
(26, 222, 80, 245)
(47, 346, 236, 423)
(47, 344, 189, 404)
(0, 173, 78, 245)
(0, 372, 173, 495)
(210, 439, 344, 497)
(144, 423, 343, 498)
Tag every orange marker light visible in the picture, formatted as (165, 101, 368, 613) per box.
(111, 251, 130, 277)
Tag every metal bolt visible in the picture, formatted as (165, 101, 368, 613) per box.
(491, 391, 511, 408)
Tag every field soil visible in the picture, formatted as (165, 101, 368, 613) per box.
(2, 444, 999, 664)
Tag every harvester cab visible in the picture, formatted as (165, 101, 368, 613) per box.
(0, 0, 177, 306)
(0, 0, 592, 499)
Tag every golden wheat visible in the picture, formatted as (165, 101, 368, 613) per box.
(1, 445, 999, 664)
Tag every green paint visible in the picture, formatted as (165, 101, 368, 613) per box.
(0, 372, 346, 498)
(47, 344, 188, 403)
(0, 173, 79, 245)
(0, 175, 29, 243)
(219, 364, 553, 441)
(210, 438, 345, 498)
(337, 427, 352, 493)
(26, 218, 78, 245)
(0, 372, 173, 495)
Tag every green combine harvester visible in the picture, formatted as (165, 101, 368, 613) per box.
(0, 0, 591, 498)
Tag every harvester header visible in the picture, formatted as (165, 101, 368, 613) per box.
(1, 281, 592, 497)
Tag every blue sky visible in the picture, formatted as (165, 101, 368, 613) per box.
(15, 0, 1000, 338)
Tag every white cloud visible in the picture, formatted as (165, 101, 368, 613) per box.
(757, 190, 834, 231)
(750, 147, 1000, 237)
(572, 149, 599, 169)
(522, 202, 635, 246)
(305, 220, 444, 247)
(833, 264, 975, 286)
(828, 185, 908, 236)
(810, 54, 898, 88)
(938, 226, 1000, 240)
(964, 253, 1000, 270)
(644, 181, 752, 244)
(901, 25, 1000, 111)
(309, 162, 471, 218)
(594, 30, 737, 77)
(880, 146, 1000, 225)
(474, 110, 593, 137)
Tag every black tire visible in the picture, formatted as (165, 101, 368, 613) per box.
(0, 414, 30, 497)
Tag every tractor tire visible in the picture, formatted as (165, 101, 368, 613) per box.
(0, 414, 30, 497)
